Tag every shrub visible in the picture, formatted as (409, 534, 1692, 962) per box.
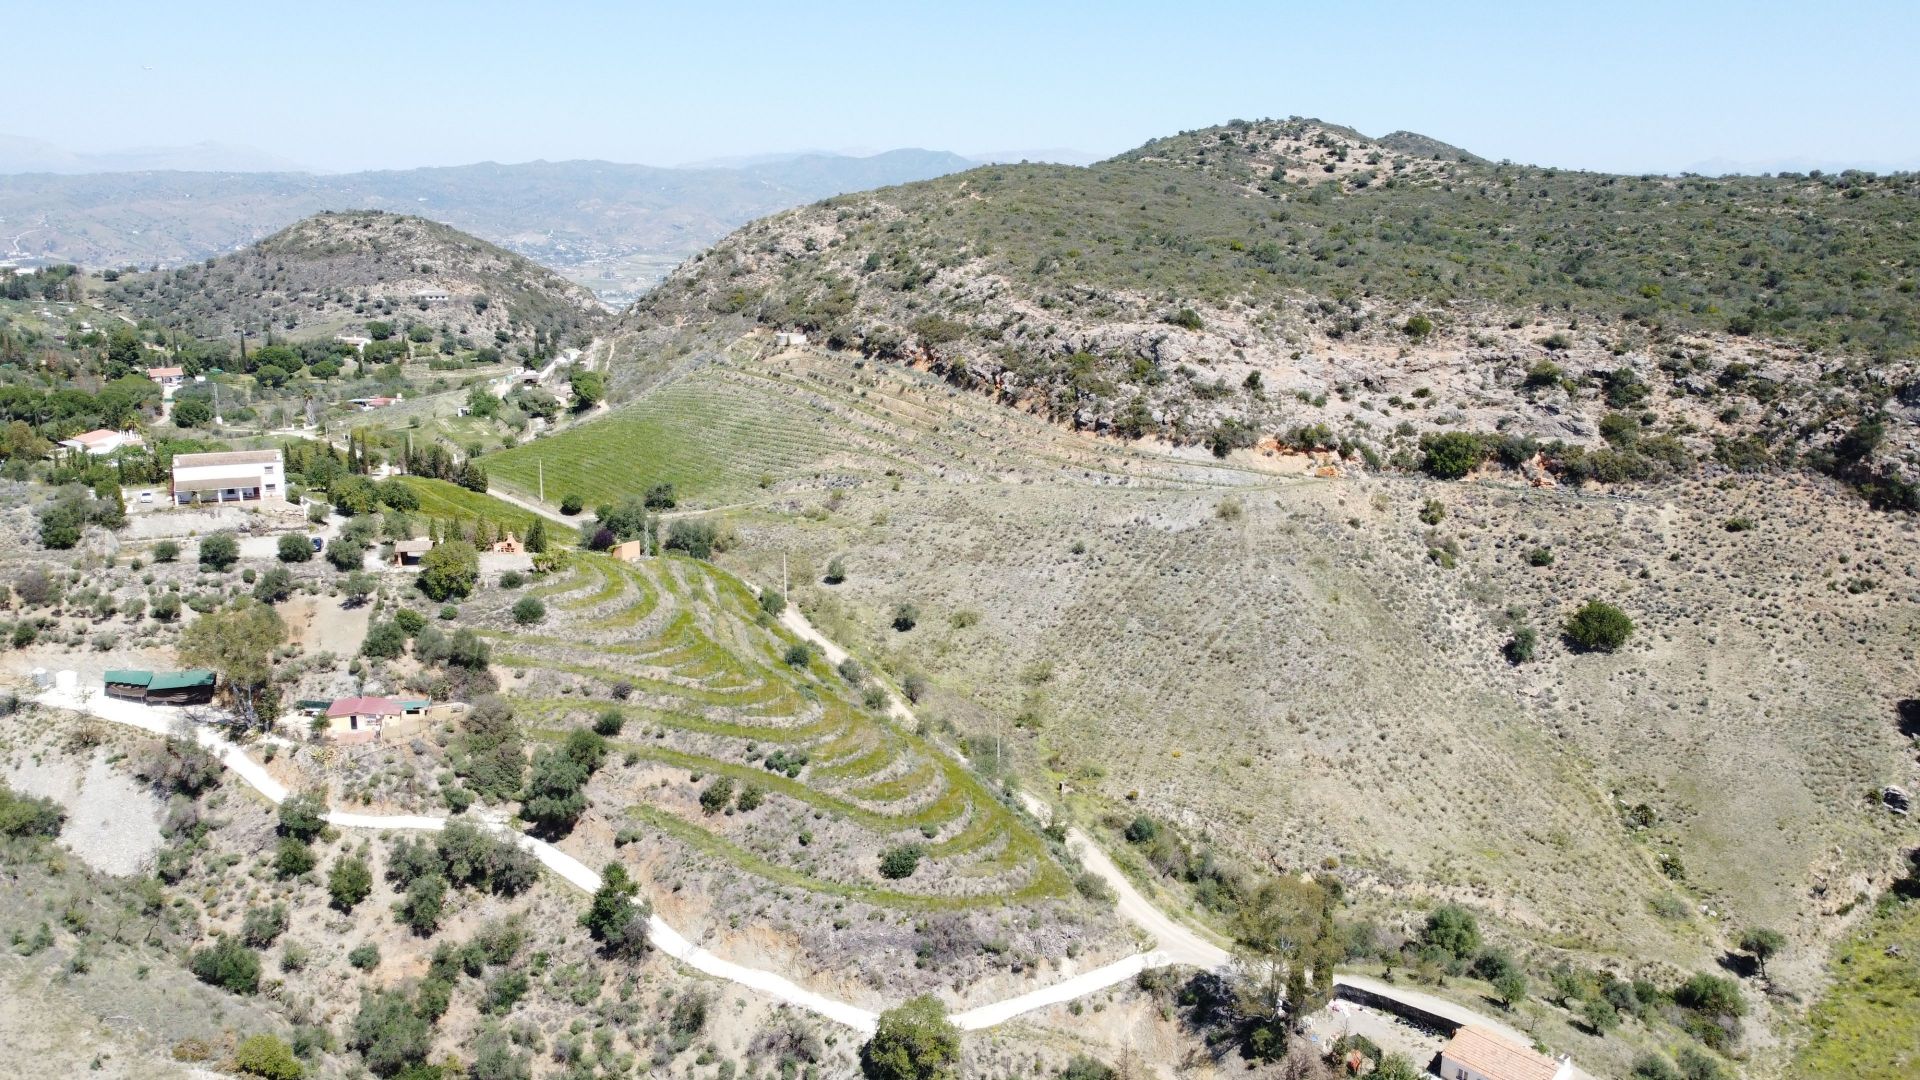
(240, 903, 289, 948)
(1421, 904, 1480, 960)
(783, 643, 813, 667)
(498, 570, 525, 589)
(879, 843, 925, 880)
(0, 786, 65, 838)
(824, 556, 847, 584)
(397, 873, 447, 936)
(198, 532, 240, 571)
(1564, 600, 1634, 652)
(234, 1034, 303, 1080)
(861, 995, 959, 1080)
(330, 854, 374, 911)
(1124, 816, 1158, 844)
(1527, 546, 1554, 566)
(273, 837, 316, 878)
(580, 862, 650, 956)
(277, 534, 313, 563)
(251, 567, 294, 604)
(758, 588, 786, 616)
(1674, 972, 1746, 1018)
(1420, 431, 1488, 479)
(189, 937, 261, 995)
(394, 607, 426, 635)
(559, 493, 583, 515)
(349, 987, 433, 1076)
(1166, 307, 1204, 331)
(511, 596, 546, 625)
(361, 621, 407, 660)
(347, 942, 381, 970)
(891, 603, 919, 632)
(700, 777, 736, 815)
(1402, 314, 1434, 340)
(664, 519, 717, 560)
(1503, 626, 1538, 664)
(592, 709, 626, 737)
(418, 540, 480, 601)
(153, 539, 181, 563)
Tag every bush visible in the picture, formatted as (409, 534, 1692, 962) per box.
(326, 536, 366, 571)
(592, 709, 625, 737)
(418, 540, 480, 601)
(861, 995, 959, 1080)
(0, 786, 65, 838)
(240, 903, 289, 948)
(361, 620, 407, 660)
(394, 607, 426, 635)
(580, 862, 650, 956)
(349, 987, 433, 1076)
(153, 539, 181, 563)
(511, 596, 546, 625)
(891, 603, 919, 632)
(198, 532, 240, 571)
(347, 942, 381, 970)
(758, 588, 786, 616)
(251, 567, 294, 604)
(330, 854, 374, 911)
(825, 556, 847, 584)
(234, 1034, 303, 1080)
(1420, 431, 1488, 479)
(189, 937, 262, 995)
(1421, 904, 1480, 960)
(397, 873, 447, 936)
(277, 534, 313, 563)
(879, 843, 925, 880)
(559, 493, 583, 515)
(1564, 600, 1634, 652)
(664, 518, 716, 560)
(498, 570, 525, 589)
(274, 837, 316, 878)
(699, 777, 736, 815)
(1503, 626, 1538, 664)
(1674, 972, 1746, 1018)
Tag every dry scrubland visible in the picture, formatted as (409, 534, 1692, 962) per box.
(498, 329, 1920, 1073)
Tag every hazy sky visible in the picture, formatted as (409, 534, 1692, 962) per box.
(10, 0, 1917, 173)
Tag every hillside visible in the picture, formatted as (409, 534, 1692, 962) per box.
(633, 117, 1920, 502)
(0, 150, 979, 302)
(101, 210, 605, 352)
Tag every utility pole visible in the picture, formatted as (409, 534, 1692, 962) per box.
(782, 552, 788, 601)
(537, 459, 544, 504)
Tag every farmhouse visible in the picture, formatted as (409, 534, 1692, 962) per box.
(413, 289, 451, 303)
(322, 695, 429, 743)
(1436, 1026, 1573, 1080)
(58, 428, 143, 456)
(609, 539, 645, 562)
(350, 395, 400, 410)
(773, 331, 808, 348)
(146, 365, 186, 397)
(170, 448, 284, 505)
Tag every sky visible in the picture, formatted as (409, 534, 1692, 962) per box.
(8, 0, 1918, 174)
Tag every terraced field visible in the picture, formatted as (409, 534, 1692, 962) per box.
(482, 337, 1263, 509)
(471, 550, 1071, 909)
(398, 476, 579, 543)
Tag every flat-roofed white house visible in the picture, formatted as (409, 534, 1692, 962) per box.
(169, 448, 285, 505)
(59, 428, 143, 456)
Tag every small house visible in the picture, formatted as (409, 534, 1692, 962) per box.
(773, 331, 808, 348)
(323, 695, 428, 743)
(147, 366, 185, 397)
(609, 539, 645, 562)
(1436, 1026, 1573, 1080)
(59, 428, 143, 456)
(491, 534, 523, 554)
(392, 538, 434, 566)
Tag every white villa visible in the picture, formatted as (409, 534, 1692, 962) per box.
(147, 365, 186, 398)
(169, 448, 285, 505)
(59, 428, 143, 456)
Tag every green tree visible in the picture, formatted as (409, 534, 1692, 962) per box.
(178, 599, 286, 729)
(1564, 600, 1634, 652)
(349, 987, 433, 1077)
(568, 367, 605, 409)
(1421, 904, 1481, 961)
(1738, 927, 1785, 979)
(1420, 431, 1488, 479)
(1582, 996, 1620, 1034)
(879, 843, 925, 880)
(664, 518, 715, 559)
(234, 1033, 303, 1080)
(275, 533, 311, 564)
(278, 791, 328, 841)
(172, 396, 214, 428)
(198, 532, 240, 571)
(1232, 876, 1339, 1054)
(1494, 970, 1529, 1009)
(397, 873, 446, 936)
(418, 539, 479, 601)
(329, 853, 374, 911)
(452, 696, 525, 801)
(580, 861, 650, 957)
(189, 937, 262, 995)
(861, 995, 960, 1080)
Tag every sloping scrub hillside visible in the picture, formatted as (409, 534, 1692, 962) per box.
(105, 210, 605, 352)
(631, 117, 1920, 498)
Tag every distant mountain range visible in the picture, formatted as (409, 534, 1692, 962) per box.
(0, 148, 983, 302)
(0, 134, 311, 174)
